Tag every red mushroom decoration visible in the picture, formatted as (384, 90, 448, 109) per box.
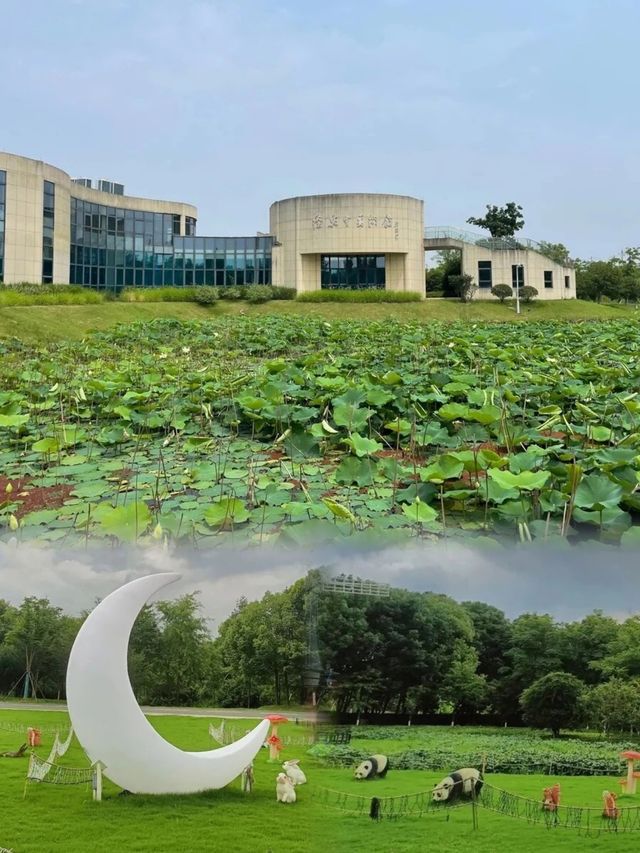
(264, 714, 288, 762)
(620, 750, 640, 795)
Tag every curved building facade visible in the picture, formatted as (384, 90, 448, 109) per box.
(0, 151, 576, 299)
(269, 193, 425, 295)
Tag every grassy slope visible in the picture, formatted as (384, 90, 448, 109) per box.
(0, 299, 635, 344)
(2, 710, 638, 853)
(0, 302, 220, 344)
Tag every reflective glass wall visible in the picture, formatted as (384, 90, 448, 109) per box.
(0, 171, 5, 283)
(42, 181, 55, 283)
(69, 197, 272, 289)
(171, 237, 272, 286)
(321, 254, 385, 289)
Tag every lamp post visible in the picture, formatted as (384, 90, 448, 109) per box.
(515, 264, 524, 315)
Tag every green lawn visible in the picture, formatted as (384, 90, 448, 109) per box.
(0, 297, 634, 343)
(2, 710, 639, 852)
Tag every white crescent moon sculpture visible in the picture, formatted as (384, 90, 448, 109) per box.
(66, 572, 270, 794)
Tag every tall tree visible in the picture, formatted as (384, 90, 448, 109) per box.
(538, 241, 572, 265)
(462, 601, 513, 683)
(467, 202, 524, 238)
(520, 672, 587, 737)
(3, 598, 69, 698)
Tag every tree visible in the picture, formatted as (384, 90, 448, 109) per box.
(494, 613, 563, 719)
(152, 594, 211, 706)
(538, 241, 572, 266)
(439, 640, 489, 717)
(467, 203, 524, 238)
(462, 602, 513, 683)
(575, 259, 623, 302)
(586, 678, 640, 734)
(2, 598, 73, 698)
(426, 250, 462, 296)
(520, 672, 587, 737)
(448, 273, 476, 303)
(559, 612, 620, 685)
(594, 616, 640, 678)
(520, 285, 538, 303)
(491, 284, 513, 303)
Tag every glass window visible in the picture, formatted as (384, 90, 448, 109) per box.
(512, 265, 525, 289)
(478, 260, 492, 288)
(42, 181, 55, 283)
(320, 255, 385, 290)
(565, 275, 570, 289)
(544, 271, 553, 289)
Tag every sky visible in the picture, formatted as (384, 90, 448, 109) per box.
(0, 0, 638, 259)
(1, 541, 639, 629)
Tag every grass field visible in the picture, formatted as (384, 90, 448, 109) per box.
(2, 709, 639, 852)
(0, 297, 634, 343)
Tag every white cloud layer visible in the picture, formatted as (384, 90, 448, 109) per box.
(1, 541, 638, 630)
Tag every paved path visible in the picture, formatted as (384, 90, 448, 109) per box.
(0, 700, 330, 722)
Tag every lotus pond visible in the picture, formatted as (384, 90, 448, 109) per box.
(2, 315, 640, 547)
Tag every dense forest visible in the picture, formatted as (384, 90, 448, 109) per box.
(1, 571, 639, 733)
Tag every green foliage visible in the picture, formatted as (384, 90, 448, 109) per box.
(244, 285, 274, 303)
(520, 672, 587, 737)
(586, 678, 640, 734)
(2, 314, 640, 548)
(448, 274, 476, 303)
(192, 286, 219, 304)
(427, 250, 462, 297)
(491, 284, 513, 303)
(519, 286, 538, 303)
(576, 249, 640, 303)
(0, 284, 105, 306)
(467, 202, 525, 238)
(296, 290, 421, 303)
(311, 727, 631, 775)
(538, 241, 572, 266)
(270, 286, 297, 300)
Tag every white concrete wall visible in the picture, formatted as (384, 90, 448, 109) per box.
(461, 243, 576, 300)
(269, 193, 425, 295)
(0, 151, 197, 285)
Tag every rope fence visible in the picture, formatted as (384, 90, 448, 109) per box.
(26, 753, 92, 786)
(314, 781, 640, 836)
(0, 719, 70, 736)
(216, 723, 349, 748)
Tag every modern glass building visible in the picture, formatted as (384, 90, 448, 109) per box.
(68, 195, 272, 288)
(0, 151, 577, 300)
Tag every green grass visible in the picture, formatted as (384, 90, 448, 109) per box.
(0, 302, 223, 343)
(2, 710, 639, 852)
(0, 297, 634, 343)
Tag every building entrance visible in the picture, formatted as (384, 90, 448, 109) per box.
(320, 254, 385, 289)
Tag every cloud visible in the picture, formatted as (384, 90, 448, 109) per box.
(1, 540, 639, 630)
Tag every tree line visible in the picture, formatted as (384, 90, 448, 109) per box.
(2, 572, 639, 736)
(0, 576, 311, 708)
(317, 585, 640, 735)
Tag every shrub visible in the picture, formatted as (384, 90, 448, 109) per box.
(296, 290, 422, 303)
(425, 290, 445, 299)
(119, 287, 205, 303)
(448, 274, 477, 303)
(244, 285, 273, 304)
(520, 285, 539, 303)
(218, 286, 245, 300)
(270, 286, 296, 300)
(0, 284, 104, 306)
(192, 287, 219, 304)
(491, 284, 513, 303)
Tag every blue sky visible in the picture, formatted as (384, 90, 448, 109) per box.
(1, 0, 637, 258)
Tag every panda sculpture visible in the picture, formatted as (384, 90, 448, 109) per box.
(432, 767, 483, 802)
(354, 754, 389, 780)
